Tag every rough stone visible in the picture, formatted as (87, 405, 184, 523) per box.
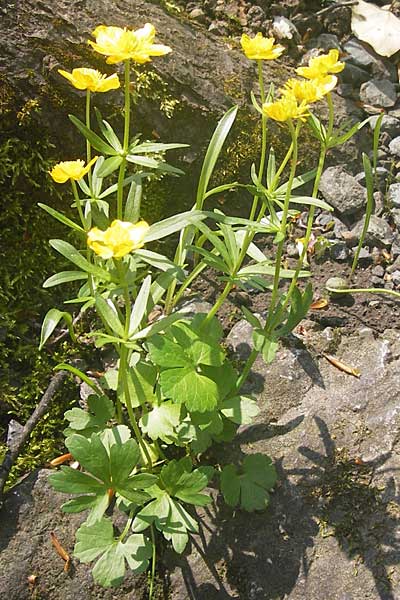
(369, 115, 400, 137)
(391, 208, 400, 230)
(188, 7, 207, 22)
(349, 215, 394, 248)
(387, 254, 400, 274)
(330, 242, 350, 261)
(388, 183, 400, 208)
(343, 38, 397, 81)
(389, 136, 400, 158)
(313, 33, 341, 50)
(354, 166, 388, 192)
(390, 269, 400, 286)
(0, 471, 147, 599)
(167, 329, 400, 599)
(359, 79, 397, 108)
(319, 166, 366, 216)
(371, 264, 385, 278)
(391, 234, 400, 257)
(340, 61, 370, 87)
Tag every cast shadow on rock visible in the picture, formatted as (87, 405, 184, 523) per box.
(292, 416, 400, 600)
(168, 416, 400, 600)
(0, 469, 39, 554)
(166, 415, 314, 599)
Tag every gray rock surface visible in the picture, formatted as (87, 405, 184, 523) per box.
(343, 38, 397, 81)
(370, 115, 400, 137)
(319, 166, 366, 216)
(389, 136, 400, 158)
(0, 471, 146, 599)
(388, 183, 400, 208)
(168, 327, 400, 599)
(345, 215, 394, 248)
(359, 79, 397, 108)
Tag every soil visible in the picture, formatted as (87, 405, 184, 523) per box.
(191, 254, 400, 336)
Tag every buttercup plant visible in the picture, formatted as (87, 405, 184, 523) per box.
(37, 24, 366, 597)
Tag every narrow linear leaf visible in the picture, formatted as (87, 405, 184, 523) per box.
(129, 275, 151, 336)
(38, 203, 84, 233)
(95, 296, 125, 338)
(196, 105, 238, 208)
(39, 308, 75, 349)
(49, 239, 111, 281)
(43, 271, 88, 288)
(69, 114, 117, 155)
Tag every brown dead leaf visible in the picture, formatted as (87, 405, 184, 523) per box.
(322, 353, 361, 378)
(50, 532, 71, 572)
(48, 453, 73, 467)
(310, 298, 329, 309)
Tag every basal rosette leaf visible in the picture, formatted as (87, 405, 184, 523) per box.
(64, 394, 115, 437)
(139, 401, 182, 443)
(147, 316, 226, 412)
(74, 517, 152, 587)
(49, 431, 156, 521)
(132, 459, 213, 553)
(220, 454, 277, 512)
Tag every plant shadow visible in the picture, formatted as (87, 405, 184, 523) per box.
(167, 416, 400, 600)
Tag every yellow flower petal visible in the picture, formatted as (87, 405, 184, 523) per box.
(49, 156, 98, 183)
(262, 94, 309, 122)
(58, 68, 120, 92)
(240, 32, 285, 61)
(87, 220, 150, 259)
(296, 49, 344, 80)
(282, 75, 337, 103)
(88, 23, 171, 65)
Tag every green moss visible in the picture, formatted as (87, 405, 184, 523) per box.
(132, 67, 181, 119)
(0, 102, 86, 485)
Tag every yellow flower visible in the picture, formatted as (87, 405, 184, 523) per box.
(240, 33, 285, 60)
(88, 23, 171, 64)
(58, 67, 120, 92)
(282, 75, 338, 103)
(50, 156, 98, 183)
(262, 94, 309, 122)
(296, 49, 345, 80)
(87, 220, 150, 259)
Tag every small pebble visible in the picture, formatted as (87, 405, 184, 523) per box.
(372, 265, 385, 278)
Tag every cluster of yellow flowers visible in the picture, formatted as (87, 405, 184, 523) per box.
(241, 32, 344, 121)
(50, 27, 345, 261)
(50, 23, 171, 259)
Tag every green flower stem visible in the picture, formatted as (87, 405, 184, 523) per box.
(86, 90, 92, 189)
(149, 525, 157, 600)
(327, 286, 400, 299)
(119, 509, 134, 542)
(117, 60, 131, 220)
(277, 93, 335, 318)
(172, 261, 208, 309)
(115, 260, 153, 469)
(119, 344, 153, 470)
(266, 119, 299, 331)
(71, 180, 86, 230)
(234, 347, 258, 393)
(270, 140, 294, 191)
(234, 123, 299, 393)
(203, 280, 233, 324)
(203, 62, 270, 325)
